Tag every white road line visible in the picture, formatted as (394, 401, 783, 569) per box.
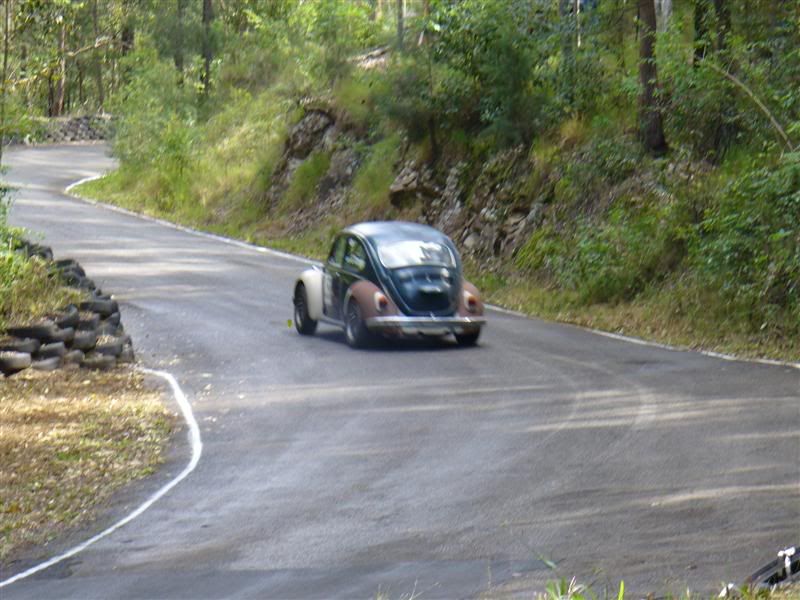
(67, 173, 799, 371)
(0, 368, 202, 589)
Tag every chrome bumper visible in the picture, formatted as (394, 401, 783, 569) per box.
(367, 315, 486, 335)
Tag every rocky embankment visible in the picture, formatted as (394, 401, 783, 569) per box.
(266, 106, 548, 264)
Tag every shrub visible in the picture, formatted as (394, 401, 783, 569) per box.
(281, 150, 332, 213)
(692, 151, 800, 334)
(518, 197, 690, 304)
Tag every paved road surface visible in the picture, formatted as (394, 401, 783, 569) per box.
(2, 144, 798, 598)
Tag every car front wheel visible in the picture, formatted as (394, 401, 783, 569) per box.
(345, 299, 372, 348)
(294, 284, 318, 335)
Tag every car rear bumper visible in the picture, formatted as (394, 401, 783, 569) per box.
(366, 315, 486, 336)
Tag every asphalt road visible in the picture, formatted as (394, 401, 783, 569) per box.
(2, 144, 798, 599)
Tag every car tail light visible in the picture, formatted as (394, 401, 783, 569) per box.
(374, 291, 389, 312)
(463, 290, 478, 313)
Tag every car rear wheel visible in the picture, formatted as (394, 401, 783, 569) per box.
(345, 299, 372, 348)
(454, 329, 481, 347)
(294, 284, 317, 335)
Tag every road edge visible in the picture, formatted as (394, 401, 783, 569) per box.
(0, 368, 202, 589)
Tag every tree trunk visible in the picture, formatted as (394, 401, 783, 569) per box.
(53, 19, 67, 117)
(693, 0, 709, 64)
(175, 0, 185, 81)
(396, 0, 404, 50)
(655, 0, 672, 32)
(638, 0, 668, 155)
(92, 0, 104, 110)
(713, 0, 730, 53)
(202, 0, 213, 97)
(559, 0, 575, 106)
(0, 0, 10, 165)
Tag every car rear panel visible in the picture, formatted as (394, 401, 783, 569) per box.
(388, 266, 459, 316)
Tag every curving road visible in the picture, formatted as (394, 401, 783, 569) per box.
(2, 144, 798, 598)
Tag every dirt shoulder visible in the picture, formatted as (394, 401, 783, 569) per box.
(0, 367, 175, 563)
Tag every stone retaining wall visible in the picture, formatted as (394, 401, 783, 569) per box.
(7, 115, 115, 145)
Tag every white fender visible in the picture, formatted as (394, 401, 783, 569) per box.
(296, 267, 324, 321)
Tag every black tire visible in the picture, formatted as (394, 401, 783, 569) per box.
(294, 284, 318, 335)
(53, 305, 79, 329)
(77, 313, 101, 331)
(63, 349, 85, 366)
(7, 321, 61, 343)
(38, 341, 67, 359)
(71, 329, 98, 351)
(80, 298, 117, 317)
(104, 311, 121, 326)
(455, 329, 481, 347)
(0, 337, 41, 354)
(32, 356, 62, 371)
(0, 351, 32, 376)
(82, 352, 116, 371)
(94, 336, 124, 357)
(345, 299, 373, 349)
(55, 258, 86, 277)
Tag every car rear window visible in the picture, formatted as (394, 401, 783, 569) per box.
(376, 240, 456, 269)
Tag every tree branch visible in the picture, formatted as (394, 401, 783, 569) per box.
(703, 60, 796, 152)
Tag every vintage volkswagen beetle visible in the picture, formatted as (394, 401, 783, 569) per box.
(293, 221, 486, 348)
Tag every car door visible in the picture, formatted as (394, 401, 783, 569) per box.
(341, 236, 372, 298)
(323, 235, 347, 320)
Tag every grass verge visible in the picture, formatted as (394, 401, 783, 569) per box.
(0, 368, 175, 562)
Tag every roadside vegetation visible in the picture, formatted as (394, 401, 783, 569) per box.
(0, 369, 174, 561)
(0, 187, 82, 331)
(28, 0, 791, 361)
(0, 161, 173, 565)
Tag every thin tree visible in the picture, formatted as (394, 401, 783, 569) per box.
(53, 12, 67, 117)
(202, 0, 213, 97)
(638, 0, 667, 155)
(0, 0, 10, 165)
(92, 0, 104, 110)
(175, 0, 185, 83)
(396, 0, 404, 50)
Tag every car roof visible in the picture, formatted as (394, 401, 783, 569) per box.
(343, 221, 453, 247)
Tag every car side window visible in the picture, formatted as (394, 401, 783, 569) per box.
(328, 236, 346, 267)
(343, 237, 369, 275)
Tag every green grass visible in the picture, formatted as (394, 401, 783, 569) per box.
(349, 133, 402, 219)
(281, 150, 332, 213)
(0, 251, 85, 331)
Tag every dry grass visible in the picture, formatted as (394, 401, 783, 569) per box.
(0, 368, 174, 561)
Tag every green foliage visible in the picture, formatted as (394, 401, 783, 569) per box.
(350, 134, 401, 217)
(518, 196, 690, 304)
(281, 150, 332, 212)
(693, 152, 800, 335)
(554, 134, 643, 205)
(111, 46, 197, 170)
(291, 0, 377, 82)
(0, 179, 82, 329)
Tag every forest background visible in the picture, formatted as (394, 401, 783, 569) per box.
(0, 0, 798, 359)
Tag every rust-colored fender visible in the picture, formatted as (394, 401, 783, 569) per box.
(344, 280, 400, 321)
(457, 280, 485, 317)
